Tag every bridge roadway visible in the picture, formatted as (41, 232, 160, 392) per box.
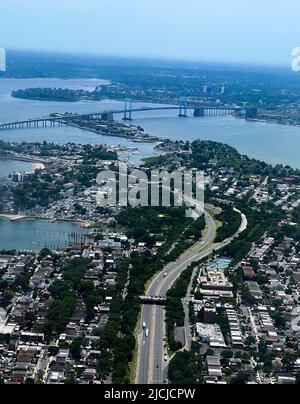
(0, 106, 239, 131)
(140, 296, 167, 305)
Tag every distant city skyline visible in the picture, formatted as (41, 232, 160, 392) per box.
(1, 0, 300, 66)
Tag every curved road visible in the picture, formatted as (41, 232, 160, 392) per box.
(136, 209, 247, 384)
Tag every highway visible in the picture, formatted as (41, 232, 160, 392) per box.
(136, 212, 217, 384)
(136, 209, 247, 384)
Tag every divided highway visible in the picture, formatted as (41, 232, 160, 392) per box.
(136, 209, 247, 384)
(136, 212, 216, 384)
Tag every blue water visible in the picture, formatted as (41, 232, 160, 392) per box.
(133, 112, 300, 169)
(0, 159, 35, 177)
(0, 218, 87, 251)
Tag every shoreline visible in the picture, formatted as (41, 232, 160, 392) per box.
(231, 115, 300, 129)
(66, 122, 160, 143)
(0, 214, 93, 228)
(0, 156, 47, 166)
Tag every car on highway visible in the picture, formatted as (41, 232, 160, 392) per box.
(145, 329, 149, 337)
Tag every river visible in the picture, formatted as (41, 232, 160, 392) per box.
(0, 78, 300, 168)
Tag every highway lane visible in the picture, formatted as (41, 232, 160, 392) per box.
(136, 208, 248, 384)
(137, 305, 152, 384)
(150, 305, 165, 384)
(137, 304, 166, 384)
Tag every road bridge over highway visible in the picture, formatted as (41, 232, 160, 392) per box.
(140, 296, 167, 306)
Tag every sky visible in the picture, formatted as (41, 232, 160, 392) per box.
(1, 0, 300, 65)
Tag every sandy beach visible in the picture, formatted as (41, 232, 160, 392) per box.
(0, 214, 27, 221)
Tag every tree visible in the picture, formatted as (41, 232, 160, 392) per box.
(282, 353, 298, 372)
(168, 351, 203, 384)
(70, 337, 84, 361)
(64, 373, 78, 385)
(272, 313, 286, 329)
(221, 350, 234, 360)
(2, 289, 14, 306)
(98, 351, 112, 379)
(230, 372, 248, 385)
(25, 311, 36, 326)
(245, 336, 256, 348)
(48, 346, 59, 357)
(38, 248, 52, 261)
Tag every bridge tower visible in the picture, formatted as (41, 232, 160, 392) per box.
(178, 97, 188, 117)
(101, 112, 114, 122)
(194, 107, 205, 117)
(245, 107, 258, 120)
(123, 98, 133, 121)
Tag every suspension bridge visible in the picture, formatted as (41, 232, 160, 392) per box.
(0, 98, 246, 132)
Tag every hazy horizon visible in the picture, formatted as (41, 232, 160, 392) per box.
(5, 47, 293, 70)
(1, 0, 300, 66)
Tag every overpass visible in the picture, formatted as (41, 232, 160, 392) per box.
(0, 99, 244, 132)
